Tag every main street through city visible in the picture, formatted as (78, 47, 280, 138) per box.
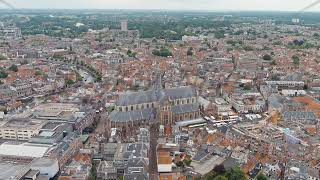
(149, 124, 159, 180)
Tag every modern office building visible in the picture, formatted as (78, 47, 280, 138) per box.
(0, 118, 46, 141)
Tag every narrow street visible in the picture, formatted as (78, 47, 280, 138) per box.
(149, 124, 159, 180)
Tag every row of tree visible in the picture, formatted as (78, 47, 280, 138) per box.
(201, 164, 268, 180)
(0, 65, 18, 79)
(152, 47, 173, 57)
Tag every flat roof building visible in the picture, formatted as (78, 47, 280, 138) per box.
(29, 122, 72, 145)
(0, 118, 46, 141)
(0, 142, 51, 159)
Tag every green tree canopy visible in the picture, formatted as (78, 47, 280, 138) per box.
(183, 158, 192, 166)
(262, 54, 272, 61)
(0, 70, 8, 79)
(66, 79, 75, 86)
(9, 64, 18, 72)
(256, 173, 267, 180)
(127, 50, 137, 58)
(187, 47, 193, 56)
(225, 166, 246, 180)
(292, 55, 300, 65)
(214, 175, 228, 180)
(152, 47, 173, 57)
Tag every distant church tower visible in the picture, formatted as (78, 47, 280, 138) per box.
(154, 72, 163, 90)
(153, 63, 164, 91)
(121, 20, 128, 31)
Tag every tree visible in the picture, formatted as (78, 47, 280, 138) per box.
(215, 31, 225, 39)
(262, 46, 271, 50)
(35, 70, 43, 76)
(183, 158, 192, 166)
(176, 161, 184, 167)
(226, 40, 241, 46)
(292, 55, 300, 65)
(243, 45, 254, 51)
(0, 71, 8, 79)
(127, 50, 137, 58)
(152, 47, 173, 57)
(89, 161, 98, 180)
(227, 47, 233, 52)
(225, 166, 246, 180)
(262, 54, 272, 61)
(243, 84, 252, 91)
(256, 173, 267, 180)
(214, 175, 228, 180)
(8, 64, 18, 72)
(96, 75, 102, 82)
(273, 41, 282, 46)
(66, 79, 75, 86)
(187, 47, 193, 56)
(75, 71, 83, 82)
(107, 105, 115, 112)
(0, 54, 7, 60)
(213, 164, 226, 174)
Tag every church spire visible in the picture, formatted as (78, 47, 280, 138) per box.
(153, 62, 163, 90)
(154, 72, 163, 90)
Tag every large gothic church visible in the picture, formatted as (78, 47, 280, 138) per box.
(108, 75, 200, 133)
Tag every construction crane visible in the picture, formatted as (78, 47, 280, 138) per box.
(292, 0, 320, 24)
(0, 0, 15, 9)
(300, 0, 320, 12)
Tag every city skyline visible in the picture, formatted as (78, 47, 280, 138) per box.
(1, 0, 320, 11)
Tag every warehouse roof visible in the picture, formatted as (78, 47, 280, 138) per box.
(0, 143, 51, 158)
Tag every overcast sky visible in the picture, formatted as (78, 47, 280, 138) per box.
(1, 0, 320, 11)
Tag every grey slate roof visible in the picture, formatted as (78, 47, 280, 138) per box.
(268, 94, 284, 109)
(117, 90, 158, 106)
(282, 111, 316, 121)
(171, 103, 199, 114)
(192, 147, 210, 161)
(164, 87, 197, 100)
(223, 157, 239, 170)
(116, 86, 196, 106)
(109, 108, 156, 123)
(122, 143, 149, 180)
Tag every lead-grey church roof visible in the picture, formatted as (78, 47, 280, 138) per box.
(116, 86, 196, 106)
(109, 108, 156, 123)
(171, 103, 199, 114)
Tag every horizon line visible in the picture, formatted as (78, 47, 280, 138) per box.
(0, 8, 320, 13)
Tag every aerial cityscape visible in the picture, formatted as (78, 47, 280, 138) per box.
(0, 1, 320, 180)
